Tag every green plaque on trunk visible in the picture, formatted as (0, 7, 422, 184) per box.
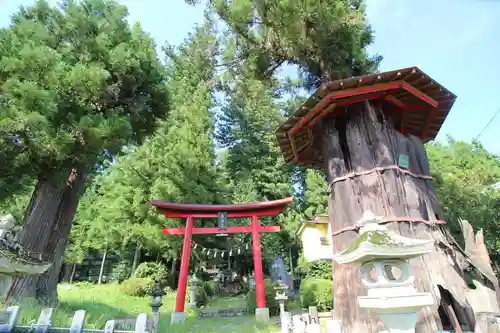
(398, 154, 409, 169)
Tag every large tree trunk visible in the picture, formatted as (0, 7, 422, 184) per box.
(320, 101, 473, 333)
(60, 264, 73, 283)
(7, 168, 86, 305)
(131, 242, 141, 275)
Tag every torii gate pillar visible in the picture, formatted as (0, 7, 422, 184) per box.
(152, 197, 293, 324)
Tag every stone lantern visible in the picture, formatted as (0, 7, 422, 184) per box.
(150, 280, 165, 333)
(248, 271, 256, 290)
(333, 211, 435, 333)
(274, 280, 289, 315)
(0, 214, 52, 300)
(188, 274, 199, 309)
(274, 281, 291, 333)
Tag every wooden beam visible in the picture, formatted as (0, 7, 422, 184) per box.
(160, 207, 285, 219)
(289, 81, 405, 136)
(308, 103, 336, 128)
(422, 107, 438, 140)
(162, 226, 280, 235)
(401, 82, 439, 108)
(384, 95, 406, 109)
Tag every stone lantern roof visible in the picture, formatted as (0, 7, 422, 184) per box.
(333, 211, 435, 265)
(0, 214, 51, 275)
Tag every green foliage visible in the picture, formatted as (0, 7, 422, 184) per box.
(110, 261, 132, 282)
(119, 277, 155, 297)
(215, 57, 294, 265)
(202, 280, 217, 298)
(193, 280, 217, 307)
(69, 19, 219, 263)
(0, 187, 33, 222)
(205, 0, 381, 88)
(0, 0, 169, 195)
(426, 138, 500, 258)
(195, 270, 212, 282)
(0, 0, 169, 301)
(303, 170, 328, 219)
(246, 279, 279, 316)
(296, 254, 333, 280)
(195, 286, 208, 307)
(299, 278, 334, 311)
(133, 262, 169, 285)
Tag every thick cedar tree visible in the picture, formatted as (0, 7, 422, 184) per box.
(0, 0, 168, 303)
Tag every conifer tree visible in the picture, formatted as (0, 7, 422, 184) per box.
(71, 19, 220, 272)
(0, 0, 169, 303)
(303, 170, 328, 219)
(215, 55, 294, 263)
(189, 0, 381, 89)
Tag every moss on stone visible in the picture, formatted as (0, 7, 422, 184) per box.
(0, 248, 46, 265)
(342, 230, 403, 254)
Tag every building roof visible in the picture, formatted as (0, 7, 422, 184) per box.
(276, 67, 457, 169)
(296, 215, 329, 237)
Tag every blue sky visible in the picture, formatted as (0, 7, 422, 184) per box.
(1, 0, 499, 154)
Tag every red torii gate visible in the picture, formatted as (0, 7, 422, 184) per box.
(152, 197, 293, 323)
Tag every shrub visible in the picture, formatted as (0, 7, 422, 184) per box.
(120, 277, 155, 297)
(195, 270, 211, 282)
(299, 278, 333, 312)
(110, 261, 132, 282)
(246, 279, 279, 316)
(296, 254, 332, 280)
(203, 280, 217, 298)
(133, 262, 168, 285)
(195, 286, 208, 307)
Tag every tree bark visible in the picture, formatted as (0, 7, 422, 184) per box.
(69, 264, 76, 284)
(7, 167, 86, 305)
(60, 264, 73, 283)
(131, 242, 141, 274)
(320, 101, 472, 333)
(98, 247, 108, 285)
(170, 256, 177, 287)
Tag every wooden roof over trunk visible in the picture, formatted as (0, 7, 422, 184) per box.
(276, 67, 457, 168)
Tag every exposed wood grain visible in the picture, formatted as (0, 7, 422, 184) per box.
(320, 100, 474, 333)
(475, 312, 500, 333)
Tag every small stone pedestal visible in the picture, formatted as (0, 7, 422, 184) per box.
(170, 312, 186, 325)
(255, 307, 270, 322)
(333, 211, 435, 333)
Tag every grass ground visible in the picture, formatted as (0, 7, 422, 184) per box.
(204, 295, 247, 309)
(12, 283, 280, 333)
